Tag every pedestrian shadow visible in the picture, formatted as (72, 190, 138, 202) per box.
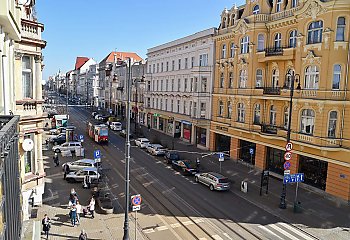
(52, 213, 71, 227)
(47, 232, 102, 240)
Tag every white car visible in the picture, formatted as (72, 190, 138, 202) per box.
(110, 122, 122, 131)
(146, 144, 166, 156)
(62, 159, 98, 172)
(52, 141, 82, 153)
(65, 167, 100, 182)
(134, 138, 150, 148)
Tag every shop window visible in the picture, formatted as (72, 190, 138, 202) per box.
(304, 65, 319, 89)
(327, 111, 337, 138)
(307, 20, 323, 44)
(239, 140, 256, 165)
(332, 64, 341, 90)
(299, 156, 327, 190)
(300, 109, 315, 135)
(267, 147, 284, 175)
(336, 17, 346, 41)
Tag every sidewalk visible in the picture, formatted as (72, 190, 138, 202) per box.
(137, 124, 350, 237)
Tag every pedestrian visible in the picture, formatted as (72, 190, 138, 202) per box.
(88, 197, 95, 219)
(53, 152, 59, 167)
(63, 164, 69, 180)
(196, 158, 200, 172)
(148, 124, 151, 131)
(78, 229, 88, 240)
(41, 214, 51, 239)
(76, 201, 82, 224)
(70, 203, 77, 227)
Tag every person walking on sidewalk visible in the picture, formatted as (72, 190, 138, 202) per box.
(42, 214, 51, 239)
(88, 197, 95, 219)
(63, 164, 69, 180)
(79, 229, 88, 240)
(53, 152, 59, 167)
(70, 203, 77, 227)
(76, 201, 82, 224)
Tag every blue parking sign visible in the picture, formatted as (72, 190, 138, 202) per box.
(94, 149, 101, 159)
(249, 148, 254, 155)
(79, 135, 84, 142)
(218, 152, 224, 158)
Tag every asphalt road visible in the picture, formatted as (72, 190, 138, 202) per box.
(54, 98, 320, 240)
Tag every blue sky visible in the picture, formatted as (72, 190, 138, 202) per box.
(36, 0, 245, 80)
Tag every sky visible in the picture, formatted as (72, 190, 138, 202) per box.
(36, 0, 245, 81)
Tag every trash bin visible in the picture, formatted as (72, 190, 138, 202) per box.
(293, 201, 302, 213)
(241, 181, 248, 193)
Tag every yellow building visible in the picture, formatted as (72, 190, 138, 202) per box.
(211, 0, 350, 201)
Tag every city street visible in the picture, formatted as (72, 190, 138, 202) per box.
(35, 94, 350, 240)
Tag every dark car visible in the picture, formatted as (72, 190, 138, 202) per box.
(172, 160, 197, 175)
(51, 135, 66, 145)
(119, 129, 133, 139)
(164, 151, 180, 164)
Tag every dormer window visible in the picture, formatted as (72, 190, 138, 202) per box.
(253, 5, 260, 15)
(222, 18, 226, 28)
(291, 0, 298, 8)
(276, 0, 283, 12)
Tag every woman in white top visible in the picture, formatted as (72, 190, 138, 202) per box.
(89, 197, 95, 219)
(76, 201, 82, 224)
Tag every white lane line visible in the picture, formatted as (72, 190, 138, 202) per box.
(278, 223, 316, 240)
(223, 233, 233, 240)
(170, 223, 181, 228)
(155, 226, 168, 231)
(143, 228, 155, 234)
(258, 225, 284, 240)
(270, 224, 300, 240)
(182, 220, 193, 226)
(212, 235, 224, 240)
(194, 218, 204, 223)
(199, 238, 208, 240)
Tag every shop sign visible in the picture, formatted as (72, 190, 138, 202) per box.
(153, 113, 160, 117)
(181, 120, 192, 125)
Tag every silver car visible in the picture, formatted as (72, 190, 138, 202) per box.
(65, 167, 100, 182)
(62, 159, 98, 172)
(195, 172, 230, 191)
(134, 138, 150, 148)
(146, 144, 166, 156)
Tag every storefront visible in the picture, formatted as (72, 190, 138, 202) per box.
(152, 115, 157, 128)
(239, 140, 256, 165)
(166, 119, 173, 135)
(147, 113, 152, 127)
(215, 133, 230, 152)
(174, 121, 181, 138)
(266, 147, 284, 175)
(299, 156, 328, 190)
(159, 117, 164, 131)
(182, 121, 192, 141)
(196, 127, 207, 146)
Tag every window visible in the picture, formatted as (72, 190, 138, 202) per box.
(221, 44, 226, 58)
(254, 104, 261, 124)
(200, 103, 206, 118)
(201, 77, 207, 92)
(194, 77, 198, 92)
(172, 60, 175, 71)
(148, 65, 151, 74)
(220, 73, 224, 88)
(178, 59, 181, 70)
(300, 109, 315, 134)
(147, 81, 151, 91)
(285, 68, 294, 88)
(160, 80, 163, 91)
(171, 99, 174, 112)
(276, 0, 283, 12)
(183, 101, 186, 114)
(237, 103, 245, 122)
(274, 33, 282, 48)
(190, 78, 194, 91)
(227, 101, 232, 118)
(153, 64, 155, 73)
(304, 65, 319, 89)
(222, 18, 226, 28)
(229, 72, 234, 88)
(253, 5, 260, 14)
(199, 54, 208, 66)
(270, 105, 277, 125)
(239, 70, 247, 88)
(177, 100, 180, 112)
(333, 64, 341, 90)
(160, 99, 163, 110)
(230, 43, 235, 58)
(166, 79, 169, 91)
(22, 56, 33, 98)
(257, 34, 265, 51)
(185, 58, 188, 69)
(328, 111, 337, 138)
(218, 101, 224, 116)
(256, 69, 263, 88)
(189, 101, 192, 116)
(191, 57, 195, 68)
(336, 17, 346, 41)
(171, 79, 174, 91)
(289, 30, 297, 48)
(272, 69, 279, 88)
(166, 62, 169, 71)
(291, 0, 298, 8)
(241, 36, 250, 54)
(24, 133, 34, 173)
(284, 107, 289, 129)
(177, 79, 181, 91)
(184, 78, 188, 92)
(307, 21, 323, 44)
(161, 62, 164, 72)
(193, 102, 197, 117)
(157, 63, 159, 73)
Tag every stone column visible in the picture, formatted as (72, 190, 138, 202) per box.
(255, 143, 267, 170)
(209, 131, 216, 151)
(35, 55, 43, 101)
(36, 131, 44, 175)
(230, 137, 239, 160)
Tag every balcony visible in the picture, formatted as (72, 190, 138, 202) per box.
(21, 19, 46, 47)
(261, 124, 277, 134)
(265, 47, 284, 56)
(263, 87, 281, 95)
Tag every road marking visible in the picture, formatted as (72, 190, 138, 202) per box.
(155, 226, 168, 231)
(223, 233, 233, 240)
(199, 238, 208, 240)
(182, 220, 193, 226)
(270, 224, 300, 240)
(143, 228, 155, 234)
(170, 223, 181, 228)
(278, 223, 316, 240)
(212, 235, 224, 240)
(258, 225, 283, 240)
(194, 218, 204, 223)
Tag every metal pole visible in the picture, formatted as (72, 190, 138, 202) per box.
(66, 75, 69, 126)
(294, 182, 299, 203)
(220, 161, 222, 173)
(123, 57, 131, 240)
(134, 81, 138, 135)
(135, 211, 137, 240)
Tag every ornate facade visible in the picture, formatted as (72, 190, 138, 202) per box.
(211, 0, 350, 200)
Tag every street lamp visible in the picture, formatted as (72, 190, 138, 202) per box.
(279, 71, 301, 209)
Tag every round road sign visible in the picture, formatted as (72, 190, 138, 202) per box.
(284, 161, 291, 170)
(131, 195, 142, 206)
(284, 152, 292, 161)
(285, 142, 293, 151)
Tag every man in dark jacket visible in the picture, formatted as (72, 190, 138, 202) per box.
(42, 214, 51, 239)
(79, 229, 88, 240)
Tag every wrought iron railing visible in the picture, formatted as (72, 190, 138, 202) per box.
(265, 47, 284, 56)
(260, 123, 278, 134)
(263, 87, 281, 95)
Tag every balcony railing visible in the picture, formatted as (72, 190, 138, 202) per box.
(265, 47, 284, 56)
(261, 124, 278, 134)
(263, 87, 281, 95)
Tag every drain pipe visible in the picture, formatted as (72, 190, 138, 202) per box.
(2, 54, 8, 114)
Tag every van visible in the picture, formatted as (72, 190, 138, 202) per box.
(110, 122, 122, 131)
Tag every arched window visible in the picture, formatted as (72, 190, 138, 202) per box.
(336, 17, 346, 41)
(257, 34, 265, 51)
(230, 42, 235, 58)
(300, 109, 315, 134)
(276, 0, 283, 12)
(328, 111, 337, 138)
(256, 69, 263, 88)
(227, 101, 232, 118)
(241, 36, 250, 54)
(304, 66, 319, 89)
(254, 104, 261, 124)
(222, 18, 226, 28)
(307, 21, 323, 44)
(284, 107, 289, 129)
(221, 44, 226, 58)
(220, 73, 224, 88)
(253, 5, 260, 14)
(218, 101, 224, 116)
(272, 69, 279, 88)
(270, 105, 277, 125)
(239, 70, 247, 88)
(333, 64, 341, 90)
(285, 68, 294, 88)
(291, 0, 298, 8)
(237, 103, 245, 123)
(289, 30, 297, 48)
(229, 72, 234, 88)
(274, 33, 282, 48)
(231, 15, 235, 26)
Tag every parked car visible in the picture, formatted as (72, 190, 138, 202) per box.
(119, 129, 133, 138)
(134, 138, 150, 148)
(146, 144, 166, 156)
(91, 111, 98, 117)
(195, 172, 230, 191)
(94, 114, 102, 120)
(49, 126, 66, 135)
(172, 160, 197, 175)
(110, 122, 122, 131)
(50, 134, 66, 145)
(52, 141, 82, 153)
(62, 159, 99, 172)
(65, 167, 100, 182)
(164, 151, 180, 164)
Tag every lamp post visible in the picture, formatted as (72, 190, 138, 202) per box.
(279, 72, 301, 209)
(134, 75, 145, 135)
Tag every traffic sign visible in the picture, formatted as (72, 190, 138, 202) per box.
(79, 135, 84, 142)
(284, 170, 291, 175)
(219, 157, 224, 162)
(283, 161, 291, 170)
(131, 194, 142, 212)
(249, 148, 254, 155)
(283, 173, 304, 184)
(94, 149, 101, 162)
(285, 142, 293, 151)
(284, 152, 292, 161)
(218, 152, 224, 162)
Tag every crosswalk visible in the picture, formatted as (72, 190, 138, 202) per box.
(142, 220, 317, 240)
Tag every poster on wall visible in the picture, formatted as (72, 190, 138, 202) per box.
(183, 128, 191, 140)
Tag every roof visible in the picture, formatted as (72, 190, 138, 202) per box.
(75, 57, 90, 70)
(100, 51, 143, 64)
